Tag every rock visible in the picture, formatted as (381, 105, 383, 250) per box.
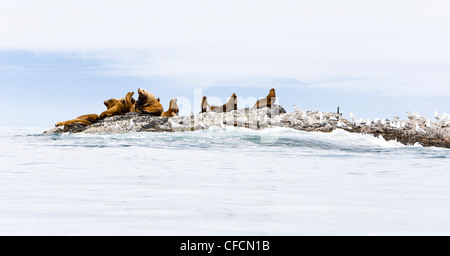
(43, 127, 64, 134)
(44, 106, 450, 149)
(44, 124, 87, 134)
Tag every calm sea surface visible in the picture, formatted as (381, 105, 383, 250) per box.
(1, 127, 450, 235)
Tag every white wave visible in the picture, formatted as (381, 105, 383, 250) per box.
(3, 126, 429, 151)
(167, 126, 407, 150)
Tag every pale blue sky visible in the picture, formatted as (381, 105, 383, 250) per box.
(0, 0, 449, 127)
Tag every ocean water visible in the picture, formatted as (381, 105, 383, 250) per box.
(1, 126, 450, 236)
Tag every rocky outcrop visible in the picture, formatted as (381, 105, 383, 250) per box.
(44, 106, 450, 149)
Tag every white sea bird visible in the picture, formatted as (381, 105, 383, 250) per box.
(319, 111, 324, 124)
(390, 121, 397, 128)
(407, 112, 414, 120)
(302, 112, 311, 124)
(115, 122, 121, 131)
(289, 116, 297, 125)
(426, 119, 432, 128)
(434, 111, 441, 121)
(337, 121, 347, 127)
(349, 113, 356, 123)
(415, 122, 426, 133)
(271, 115, 281, 124)
(168, 118, 183, 130)
(434, 111, 449, 121)
(129, 119, 135, 130)
(293, 105, 301, 113)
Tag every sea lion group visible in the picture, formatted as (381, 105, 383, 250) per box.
(55, 88, 276, 127)
(201, 88, 276, 113)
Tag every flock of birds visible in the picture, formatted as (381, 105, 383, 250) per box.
(109, 103, 449, 133)
(347, 111, 450, 134)
(292, 104, 449, 134)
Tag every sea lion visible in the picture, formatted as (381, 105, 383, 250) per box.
(136, 88, 164, 116)
(99, 101, 125, 119)
(253, 88, 276, 109)
(104, 98, 121, 110)
(55, 119, 92, 127)
(201, 96, 211, 113)
(201, 93, 238, 113)
(123, 92, 137, 113)
(161, 98, 180, 117)
(100, 91, 136, 119)
(55, 114, 99, 127)
(214, 93, 238, 113)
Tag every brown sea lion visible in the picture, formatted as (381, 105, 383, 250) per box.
(55, 114, 99, 127)
(55, 119, 92, 127)
(104, 98, 121, 110)
(99, 101, 125, 119)
(253, 88, 276, 109)
(213, 93, 238, 113)
(123, 92, 137, 113)
(100, 91, 137, 119)
(202, 93, 238, 113)
(136, 88, 164, 116)
(201, 96, 211, 113)
(161, 98, 179, 117)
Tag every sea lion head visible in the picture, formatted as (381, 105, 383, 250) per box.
(125, 92, 136, 106)
(202, 96, 209, 106)
(170, 98, 179, 111)
(137, 88, 148, 103)
(138, 88, 147, 96)
(269, 88, 276, 97)
(104, 98, 119, 109)
(230, 93, 238, 110)
(137, 88, 157, 106)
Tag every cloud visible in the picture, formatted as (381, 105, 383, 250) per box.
(1, 0, 450, 95)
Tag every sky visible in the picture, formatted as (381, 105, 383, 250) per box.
(0, 0, 449, 127)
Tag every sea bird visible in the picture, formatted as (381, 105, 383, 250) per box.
(129, 119, 135, 130)
(349, 113, 357, 124)
(115, 122, 121, 131)
(415, 122, 426, 133)
(434, 111, 441, 121)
